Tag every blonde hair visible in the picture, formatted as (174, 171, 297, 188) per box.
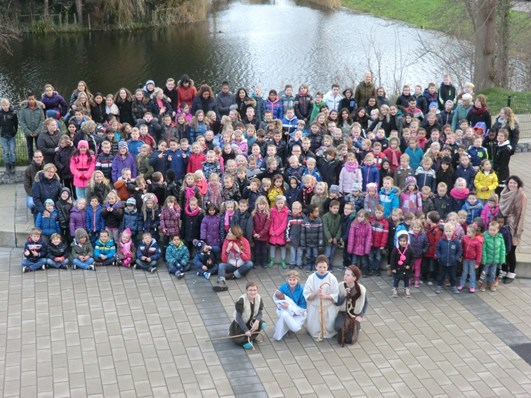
(252, 195, 270, 218)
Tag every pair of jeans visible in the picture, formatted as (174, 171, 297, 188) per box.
(218, 261, 253, 280)
(289, 246, 303, 267)
(324, 244, 337, 268)
(459, 259, 477, 288)
(168, 261, 191, 274)
(368, 247, 383, 273)
(269, 245, 286, 262)
(305, 247, 319, 270)
(393, 273, 410, 288)
(253, 240, 268, 267)
(351, 254, 368, 275)
(135, 259, 157, 271)
(437, 264, 457, 287)
(94, 255, 116, 266)
(482, 263, 498, 283)
(1, 136, 16, 165)
(73, 257, 94, 269)
(422, 258, 437, 281)
(75, 187, 88, 200)
(47, 258, 69, 269)
(26, 196, 35, 212)
(21, 258, 47, 271)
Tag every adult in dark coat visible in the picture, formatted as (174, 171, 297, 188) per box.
(32, 164, 62, 215)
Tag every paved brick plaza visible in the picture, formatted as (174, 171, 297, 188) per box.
(1, 245, 531, 397)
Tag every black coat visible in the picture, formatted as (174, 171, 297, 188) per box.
(32, 171, 62, 214)
(0, 107, 18, 137)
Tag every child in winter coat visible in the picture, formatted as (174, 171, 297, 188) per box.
(268, 195, 289, 269)
(56, 187, 73, 242)
(423, 211, 443, 285)
(347, 209, 373, 276)
(70, 140, 96, 199)
(181, 197, 204, 255)
(391, 230, 413, 298)
(21, 228, 48, 272)
(140, 193, 160, 241)
(285, 201, 304, 269)
(193, 240, 219, 279)
(400, 176, 422, 215)
(322, 199, 342, 271)
(160, 195, 181, 250)
(267, 174, 285, 208)
(369, 205, 389, 276)
(408, 220, 429, 287)
(165, 234, 190, 278)
(135, 232, 161, 273)
(285, 176, 302, 210)
(449, 177, 470, 213)
(435, 224, 462, 294)
(480, 221, 506, 292)
(200, 203, 222, 250)
(379, 177, 400, 218)
(231, 199, 254, 243)
(310, 181, 328, 217)
(361, 153, 379, 192)
(252, 196, 271, 268)
(339, 152, 362, 194)
(117, 228, 136, 267)
(179, 173, 202, 210)
(474, 159, 498, 202)
(461, 191, 484, 225)
(86, 196, 104, 246)
(219, 200, 236, 242)
(70, 228, 95, 271)
(458, 225, 483, 293)
(101, 190, 124, 244)
(300, 204, 324, 271)
(46, 233, 69, 269)
(121, 197, 141, 241)
(93, 230, 117, 266)
(341, 202, 357, 269)
(69, 198, 87, 237)
(364, 182, 379, 216)
(481, 194, 499, 229)
(36, 199, 61, 242)
(205, 173, 224, 210)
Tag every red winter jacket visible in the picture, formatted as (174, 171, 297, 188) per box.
(370, 217, 389, 248)
(461, 235, 483, 265)
(425, 224, 443, 259)
(187, 152, 207, 174)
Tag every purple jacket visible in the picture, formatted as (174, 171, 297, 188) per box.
(41, 92, 68, 114)
(69, 207, 86, 236)
(111, 153, 137, 182)
(200, 214, 221, 247)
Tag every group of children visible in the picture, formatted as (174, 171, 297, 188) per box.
(22, 78, 517, 298)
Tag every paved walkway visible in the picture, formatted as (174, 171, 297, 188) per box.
(1, 153, 531, 397)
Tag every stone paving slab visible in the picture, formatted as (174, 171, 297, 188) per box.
(3, 244, 531, 397)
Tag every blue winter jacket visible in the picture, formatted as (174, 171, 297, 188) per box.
(436, 237, 462, 267)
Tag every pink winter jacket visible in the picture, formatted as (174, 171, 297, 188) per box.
(347, 220, 373, 256)
(70, 153, 95, 188)
(268, 206, 289, 245)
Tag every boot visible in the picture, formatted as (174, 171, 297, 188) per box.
(4, 164, 9, 176)
(405, 288, 411, 298)
(9, 163, 15, 176)
(267, 258, 275, 268)
(392, 288, 398, 298)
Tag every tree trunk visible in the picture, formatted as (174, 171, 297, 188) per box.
(496, 0, 510, 88)
(76, 0, 83, 25)
(43, 0, 50, 20)
(473, 0, 497, 89)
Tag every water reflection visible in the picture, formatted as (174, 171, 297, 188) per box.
(0, 0, 457, 101)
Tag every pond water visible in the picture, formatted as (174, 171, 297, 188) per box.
(0, 0, 459, 101)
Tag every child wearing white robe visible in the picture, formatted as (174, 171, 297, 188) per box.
(273, 271, 307, 340)
(303, 255, 339, 341)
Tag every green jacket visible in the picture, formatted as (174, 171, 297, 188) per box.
(322, 211, 342, 242)
(18, 103, 45, 137)
(482, 232, 506, 265)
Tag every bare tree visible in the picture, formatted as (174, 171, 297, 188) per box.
(76, 0, 83, 25)
(0, 24, 19, 54)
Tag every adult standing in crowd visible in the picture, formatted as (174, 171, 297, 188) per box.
(216, 81, 235, 118)
(37, 118, 61, 165)
(499, 175, 528, 284)
(466, 94, 492, 131)
(451, 93, 473, 131)
(31, 163, 62, 215)
(18, 91, 45, 160)
(491, 107, 520, 154)
(0, 98, 18, 175)
(354, 71, 377, 108)
(24, 151, 45, 213)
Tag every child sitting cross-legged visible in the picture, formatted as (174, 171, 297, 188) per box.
(193, 239, 219, 280)
(93, 230, 117, 266)
(135, 232, 161, 273)
(21, 228, 48, 273)
(46, 232, 69, 270)
(165, 234, 190, 279)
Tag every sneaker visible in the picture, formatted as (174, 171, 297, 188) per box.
(62, 264, 68, 270)
(414, 282, 420, 288)
(452, 287, 460, 294)
(490, 285, 496, 292)
(213, 279, 228, 292)
(196, 271, 202, 276)
(469, 287, 475, 293)
(22, 266, 28, 273)
(427, 281, 433, 286)
(242, 342, 254, 350)
(457, 285, 463, 291)
(204, 272, 211, 280)
(88, 264, 95, 271)
(41, 264, 46, 270)
(72, 264, 77, 270)
(435, 287, 441, 294)
(132, 264, 137, 270)
(480, 286, 486, 292)
(267, 259, 275, 268)
(405, 288, 411, 298)
(392, 288, 398, 298)
(280, 261, 287, 269)
(289, 264, 295, 269)
(175, 271, 184, 279)
(150, 267, 157, 274)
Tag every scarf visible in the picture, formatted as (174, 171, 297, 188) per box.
(207, 181, 222, 206)
(224, 210, 235, 231)
(196, 178, 208, 196)
(344, 161, 359, 172)
(119, 240, 133, 257)
(470, 105, 487, 115)
(185, 185, 196, 208)
(450, 187, 469, 200)
(185, 205, 200, 217)
(499, 186, 518, 217)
